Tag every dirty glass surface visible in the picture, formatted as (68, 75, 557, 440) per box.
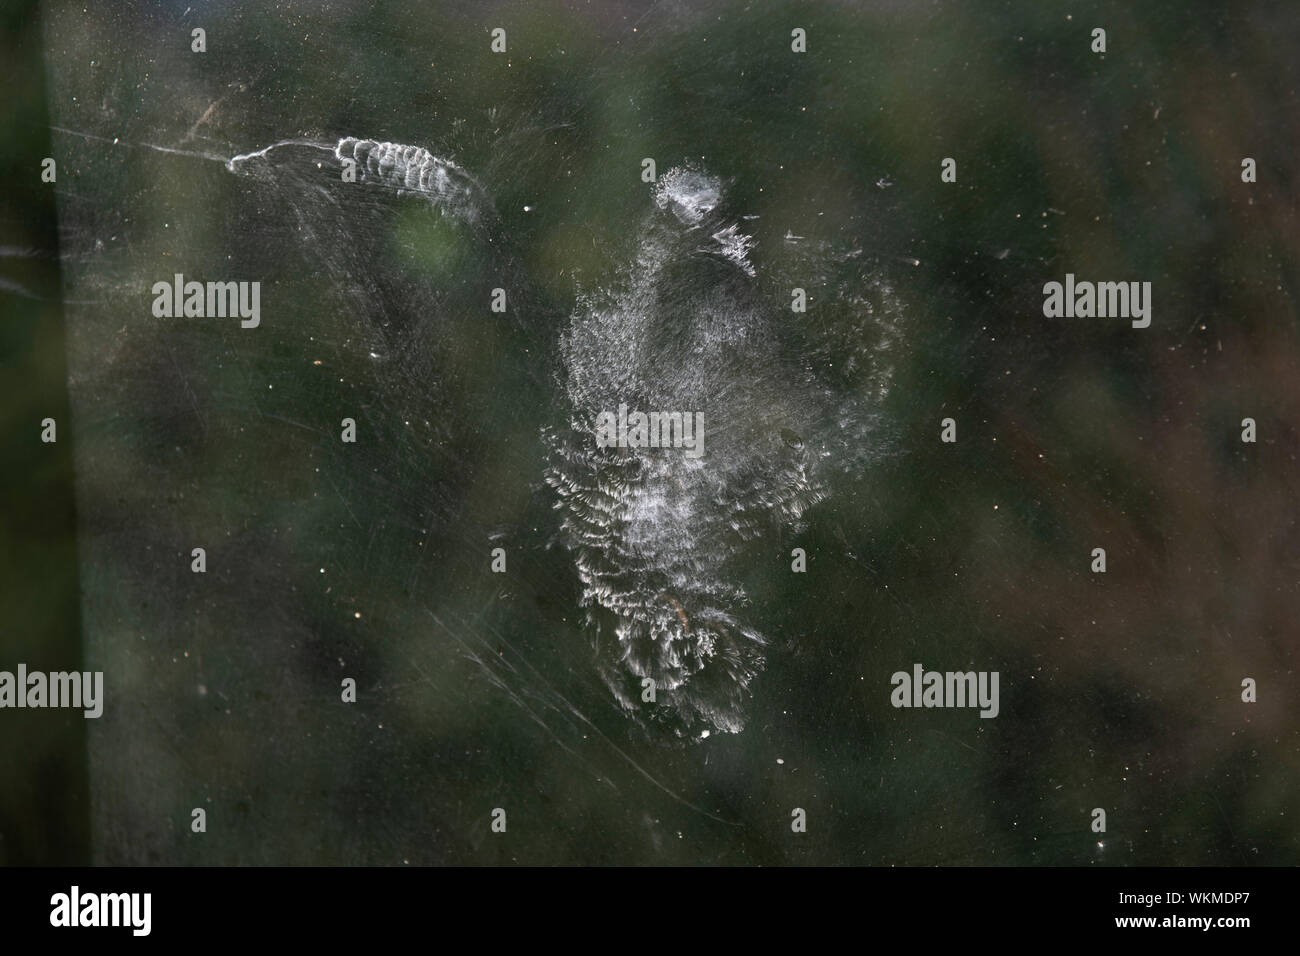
(26, 0, 1300, 864)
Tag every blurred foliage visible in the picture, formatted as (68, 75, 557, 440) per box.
(0, 0, 90, 865)
(3, 0, 1295, 864)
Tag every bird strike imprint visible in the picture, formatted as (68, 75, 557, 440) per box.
(223, 137, 904, 743)
(334, 137, 487, 223)
(544, 165, 905, 741)
(226, 135, 491, 225)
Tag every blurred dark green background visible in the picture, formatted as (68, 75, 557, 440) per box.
(1, 0, 1297, 864)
